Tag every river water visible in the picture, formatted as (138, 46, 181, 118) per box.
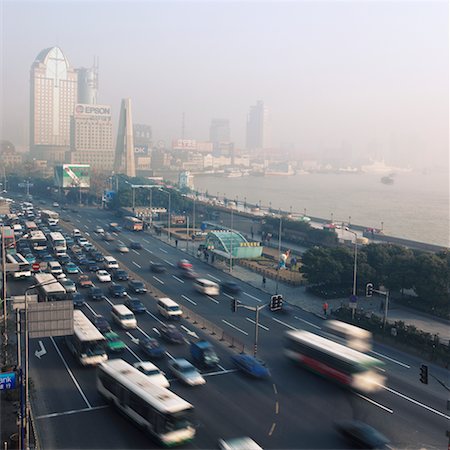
(193, 170, 449, 248)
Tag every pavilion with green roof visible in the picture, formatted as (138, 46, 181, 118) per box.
(204, 230, 262, 259)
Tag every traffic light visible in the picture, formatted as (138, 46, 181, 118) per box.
(230, 298, 238, 313)
(366, 283, 374, 297)
(420, 364, 428, 384)
(270, 294, 283, 312)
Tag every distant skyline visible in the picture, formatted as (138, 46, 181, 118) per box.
(1, 1, 448, 169)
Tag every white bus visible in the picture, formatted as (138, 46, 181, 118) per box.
(284, 330, 385, 394)
(29, 230, 47, 251)
(34, 273, 68, 302)
(41, 210, 59, 226)
(323, 320, 373, 353)
(25, 221, 37, 231)
(97, 359, 195, 446)
(49, 232, 67, 256)
(6, 253, 31, 279)
(66, 310, 108, 366)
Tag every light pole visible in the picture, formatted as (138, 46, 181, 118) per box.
(346, 227, 358, 319)
(159, 188, 171, 242)
(229, 208, 234, 272)
(185, 214, 190, 252)
(275, 211, 282, 295)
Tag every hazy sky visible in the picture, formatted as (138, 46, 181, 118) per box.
(1, 1, 448, 168)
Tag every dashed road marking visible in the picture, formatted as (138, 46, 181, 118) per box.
(269, 422, 276, 436)
(206, 295, 219, 304)
(243, 292, 262, 302)
(153, 276, 164, 285)
(294, 316, 321, 330)
(164, 259, 174, 267)
(272, 317, 296, 330)
(221, 320, 248, 336)
(207, 273, 221, 282)
(159, 248, 168, 254)
(172, 275, 184, 283)
(145, 248, 153, 254)
(36, 405, 108, 420)
(371, 351, 410, 369)
(181, 295, 197, 306)
(132, 249, 140, 255)
(132, 261, 141, 269)
(246, 317, 269, 331)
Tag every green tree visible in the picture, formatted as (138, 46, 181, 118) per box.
(414, 253, 449, 306)
(301, 247, 343, 285)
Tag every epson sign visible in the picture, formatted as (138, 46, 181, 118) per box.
(75, 104, 111, 116)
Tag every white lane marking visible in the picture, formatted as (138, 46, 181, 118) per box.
(356, 394, 393, 414)
(132, 261, 141, 269)
(218, 364, 226, 371)
(84, 225, 89, 229)
(84, 303, 98, 316)
(132, 249, 140, 255)
(243, 292, 262, 303)
(203, 369, 237, 378)
(159, 248, 168, 254)
(269, 422, 276, 436)
(87, 219, 92, 223)
(163, 259, 174, 267)
(207, 273, 221, 282)
(146, 310, 165, 325)
(181, 295, 197, 306)
(165, 351, 176, 361)
(223, 293, 234, 299)
(206, 295, 219, 304)
(136, 326, 151, 339)
(383, 385, 450, 420)
(85, 232, 90, 236)
(145, 248, 153, 254)
(153, 276, 164, 284)
(272, 317, 296, 330)
(221, 320, 248, 336)
(125, 344, 142, 362)
(294, 316, 321, 330)
(75, 219, 81, 223)
(371, 351, 410, 369)
(172, 275, 184, 283)
(273, 384, 278, 395)
(50, 337, 92, 409)
(246, 317, 269, 331)
(143, 239, 150, 244)
(36, 405, 109, 420)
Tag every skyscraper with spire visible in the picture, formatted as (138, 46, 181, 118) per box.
(114, 98, 136, 177)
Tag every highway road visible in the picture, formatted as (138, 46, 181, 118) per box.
(10, 203, 450, 449)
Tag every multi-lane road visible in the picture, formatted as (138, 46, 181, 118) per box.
(11, 204, 449, 449)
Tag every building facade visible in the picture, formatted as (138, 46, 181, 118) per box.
(76, 65, 98, 105)
(246, 100, 269, 151)
(30, 47, 78, 162)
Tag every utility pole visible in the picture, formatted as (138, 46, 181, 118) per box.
(275, 212, 282, 294)
(229, 208, 234, 272)
(2, 226, 8, 367)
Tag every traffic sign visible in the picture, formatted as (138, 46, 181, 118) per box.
(32, 262, 40, 271)
(349, 295, 358, 304)
(0, 371, 16, 390)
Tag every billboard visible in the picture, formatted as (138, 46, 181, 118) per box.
(172, 139, 197, 151)
(74, 103, 111, 117)
(134, 144, 149, 155)
(54, 164, 91, 188)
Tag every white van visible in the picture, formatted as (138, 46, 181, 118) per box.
(111, 304, 137, 329)
(72, 229, 82, 237)
(48, 261, 63, 275)
(194, 278, 220, 296)
(157, 297, 182, 320)
(104, 256, 119, 269)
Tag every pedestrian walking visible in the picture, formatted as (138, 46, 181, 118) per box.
(323, 302, 329, 317)
(262, 275, 266, 287)
(175, 239, 178, 248)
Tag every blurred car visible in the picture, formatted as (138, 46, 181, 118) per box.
(133, 361, 169, 387)
(138, 337, 165, 359)
(56, 273, 67, 281)
(129, 241, 143, 250)
(60, 279, 76, 293)
(181, 269, 199, 280)
(335, 421, 390, 449)
(93, 315, 111, 334)
(95, 226, 105, 234)
(125, 297, 146, 314)
(128, 280, 147, 294)
(65, 262, 80, 274)
(178, 259, 193, 270)
(231, 354, 270, 379)
(42, 254, 54, 262)
(71, 292, 86, 309)
(57, 254, 71, 264)
(52, 202, 59, 207)
(103, 233, 115, 242)
(117, 243, 129, 253)
(158, 324, 185, 344)
(168, 358, 205, 386)
(24, 253, 36, 264)
(77, 237, 89, 247)
(89, 286, 104, 301)
(109, 283, 127, 297)
(78, 275, 94, 289)
(87, 261, 100, 272)
(104, 331, 126, 353)
(93, 252, 104, 262)
(218, 437, 263, 450)
(221, 281, 241, 296)
(96, 270, 111, 283)
(112, 269, 129, 281)
(150, 263, 166, 273)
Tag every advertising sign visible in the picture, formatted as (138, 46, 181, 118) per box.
(172, 139, 197, 151)
(74, 103, 111, 117)
(134, 145, 149, 155)
(54, 164, 91, 189)
(0, 371, 16, 390)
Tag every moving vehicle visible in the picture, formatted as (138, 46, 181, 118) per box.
(178, 259, 193, 270)
(109, 283, 127, 298)
(29, 230, 47, 252)
(168, 358, 206, 386)
(190, 340, 220, 369)
(112, 269, 129, 281)
(218, 437, 263, 450)
(150, 262, 166, 273)
(129, 241, 143, 249)
(221, 281, 241, 296)
(193, 278, 220, 296)
(231, 354, 270, 379)
(65, 310, 108, 366)
(71, 292, 86, 309)
(78, 275, 94, 289)
(41, 209, 59, 226)
(157, 297, 182, 320)
(34, 273, 68, 302)
(96, 270, 111, 283)
(125, 297, 147, 314)
(133, 361, 169, 387)
(49, 231, 67, 257)
(139, 337, 165, 359)
(283, 330, 385, 393)
(95, 226, 105, 234)
(124, 216, 144, 231)
(335, 421, 390, 449)
(128, 279, 147, 294)
(6, 253, 32, 279)
(97, 359, 195, 446)
(102, 232, 115, 242)
(103, 256, 119, 269)
(60, 278, 76, 293)
(87, 261, 100, 272)
(109, 222, 122, 232)
(48, 261, 63, 275)
(181, 269, 198, 280)
(92, 315, 111, 334)
(89, 286, 104, 301)
(111, 304, 137, 329)
(65, 262, 80, 274)
(323, 320, 372, 353)
(158, 324, 185, 344)
(72, 229, 82, 237)
(116, 242, 129, 253)
(104, 331, 126, 353)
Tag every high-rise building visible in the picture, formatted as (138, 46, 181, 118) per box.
(246, 100, 269, 151)
(209, 119, 230, 144)
(76, 62, 98, 105)
(114, 98, 136, 177)
(133, 124, 152, 175)
(30, 47, 78, 162)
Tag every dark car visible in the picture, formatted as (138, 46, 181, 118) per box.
(93, 252, 104, 262)
(125, 298, 147, 314)
(109, 283, 127, 297)
(129, 241, 143, 250)
(92, 315, 111, 334)
(128, 280, 147, 294)
(181, 269, 199, 280)
(71, 292, 86, 309)
(335, 421, 390, 449)
(231, 354, 270, 379)
(159, 324, 185, 344)
(87, 261, 100, 272)
(103, 233, 115, 242)
(150, 263, 166, 274)
(138, 337, 165, 359)
(65, 237, 74, 246)
(89, 286, 104, 301)
(57, 254, 71, 264)
(221, 281, 241, 296)
(112, 269, 129, 281)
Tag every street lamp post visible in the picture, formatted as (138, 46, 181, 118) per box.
(229, 208, 234, 272)
(159, 189, 171, 242)
(275, 211, 282, 295)
(346, 227, 358, 319)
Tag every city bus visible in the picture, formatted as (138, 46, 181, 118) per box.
(29, 230, 47, 252)
(25, 221, 38, 231)
(41, 210, 59, 226)
(66, 310, 108, 366)
(124, 216, 144, 231)
(34, 273, 68, 302)
(283, 330, 385, 393)
(97, 359, 195, 446)
(6, 253, 32, 279)
(49, 232, 67, 256)
(323, 320, 372, 353)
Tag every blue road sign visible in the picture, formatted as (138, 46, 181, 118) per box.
(0, 371, 17, 390)
(349, 295, 358, 304)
